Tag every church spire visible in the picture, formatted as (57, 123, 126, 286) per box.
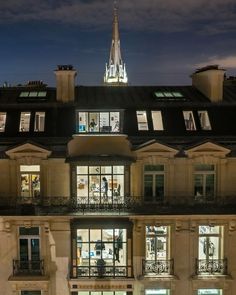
(104, 1, 128, 86)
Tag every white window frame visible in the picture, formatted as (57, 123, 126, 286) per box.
(198, 110, 212, 130)
(183, 111, 196, 131)
(151, 111, 164, 130)
(19, 112, 31, 132)
(137, 111, 148, 131)
(194, 164, 215, 200)
(0, 112, 7, 132)
(34, 112, 45, 132)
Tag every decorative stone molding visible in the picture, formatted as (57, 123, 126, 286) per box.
(229, 221, 236, 232)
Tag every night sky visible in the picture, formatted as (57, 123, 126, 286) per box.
(1, 0, 236, 86)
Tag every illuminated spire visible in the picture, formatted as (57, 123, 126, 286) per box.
(104, 1, 128, 86)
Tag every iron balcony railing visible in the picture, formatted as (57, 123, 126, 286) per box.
(71, 265, 132, 278)
(1, 195, 236, 215)
(13, 259, 44, 276)
(142, 259, 174, 276)
(196, 259, 227, 275)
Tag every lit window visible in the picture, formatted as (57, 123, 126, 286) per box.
(76, 165, 124, 204)
(28, 91, 38, 97)
(0, 112, 7, 132)
(20, 165, 40, 200)
(145, 290, 170, 295)
(198, 110, 211, 130)
(137, 111, 148, 130)
(19, 112, 31, 132)
(154, 92, 165, 98)
(172, 92, 183, 97)
(183, 111, 196, 131)
(197, 226, 224, 275)
(194, 164, 215, 201)
(34, 112, 45, 132)
(77, 111, 120, 133)
(144, 165, 164, 202)
(198, 289, 222, 295)
(19, 92, 29, 97)
(163, 92, 173, 97)
(74, 228, 128, 277)
(37, 91, 47, 97)
(151, 111, 163, 130)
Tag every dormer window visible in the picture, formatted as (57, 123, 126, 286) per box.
(76, 111, 120, 133)
(183, 111, 196, 131)
(19, 112, 31, 132)
(137, 111, 148, 131)
(151, 111, 164, 130)
(0, 112, 7, 132)
(34, 112, 45, 132)
(198, 110, 211, 130)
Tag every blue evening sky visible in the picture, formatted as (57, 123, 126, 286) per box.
(0, 0, 236, 86)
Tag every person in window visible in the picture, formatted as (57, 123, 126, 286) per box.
(102, 177, 108, 200)
(89, 119, 97, 132)
(96, 258, 106, 277)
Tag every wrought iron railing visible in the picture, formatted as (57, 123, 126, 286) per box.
(0, 195, 236, 215)
(71, 265, 132, 278)
(13, 259, 44, 276)
(142, 259, 174, 275)
(196, 259, 227, 275)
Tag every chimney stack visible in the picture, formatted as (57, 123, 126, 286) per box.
(191, 65, 225, 102)
(54, 65, 77, 102)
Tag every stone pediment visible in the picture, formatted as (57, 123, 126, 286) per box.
(185, 141, 230, 158)
(5, 142, 51, 160)
(135, 140, 178, 159)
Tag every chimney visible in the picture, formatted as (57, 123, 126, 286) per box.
(54, 65, 77, 102)
(191, 65, 225, 102)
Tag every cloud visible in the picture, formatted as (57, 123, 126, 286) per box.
(195, 55, 236, 69)
(0, 0, 236, 34)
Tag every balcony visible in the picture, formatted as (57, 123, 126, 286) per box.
(142, 259, 174, 276)
(71, 265, 132, 278)
(13, 260, 44, 276)
(1, 195, 236, 215)
(196, 259, 228, 275)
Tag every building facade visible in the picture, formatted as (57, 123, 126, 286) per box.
(0, 64, 236, 295)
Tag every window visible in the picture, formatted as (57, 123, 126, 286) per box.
(183, 111, 196, 131)
(144, 165, 164, 202)
(145, 290, 170, 295)
(18, 227, 41, 274)
(146, 226, 169, 261)
(76, 292, 128, 295)
(19, 112, 31, 132)
(76, 166, 124, 204)
(197, 290, 222, 295)
(0, 112, 6, 132)
(197, 226, 225, 275)
(21, 291, 41, 295)
(137, 111, 148, 130)
(19, 91, 47, 98)
(20, 165, 40, 199)
(194, 164, 215, 201)
(76, 111, 120, 133)
(154, 91, 185, 100)
(151, 111, 163, 131)
(198, 111, 212, 130)
(34, 112, 45, 132)
(75, 228, 128, 277)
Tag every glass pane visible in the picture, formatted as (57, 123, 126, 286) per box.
(198, 289, 222, 295)
(21, 174, 30, 197)
(89, 113, 99, 132)
(37, 91, 47, 97)
(89, 166, 100, 174)
(31, 239, 40, 261)
(136, 111, 148, 130)
(29, 91, 37, 97)
(89, 175, 100, 201)
(199, 237, 219, 259)
(194, 174, 204, 197)
(19, 92, 29, 97)
(21, 292, 41, 295)
(206, 174, 215, 197)
(183, 111, 196, 131)
(156, 236, 167, 259)
(32, 174, 40, 197)
(145, 165, 164, 172)
(199, 226, 220, 235)
(110, 112, 120, 132)
(198, 111, 212, 130)
(77, 166, 88, 174)
(20, 239, 29, 261)
(77, 112, 88, 133)
(0, 112, 6, 132)
(151, 111, 164, 130)
(77, 229, 89, 243)
(100, 112, 110, 132)
(19, 227, 39, 235)
(101, 166, 112, 174)
(155, 175, 164, 200)
(20, 165, 40, 172)
(113, 166, 124, 174)
(90, 229, 101, 242)
(144, 175, 153, 201)
(19, 112, 31, 132)
(146, 290, 169, 295)
(77, 175, 88, 200)
(195, 164, 214, 171)
(34, 112, 45, 132)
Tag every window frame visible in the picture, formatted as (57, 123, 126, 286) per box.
(136, 110, 149, 131)
(0, 112, 7, 132)
(183, 110, 196, 131)
(197, 110, 212, 131)
(19, 111, 31, 132)
(20, 165, 41, 200)
(194, 164, 215, 201)
(151, 111, 164, 131)
(34, 111, 45, 132)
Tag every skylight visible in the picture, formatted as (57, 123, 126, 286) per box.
(19, 91, 47, 98)
(154, 91, 185, 100)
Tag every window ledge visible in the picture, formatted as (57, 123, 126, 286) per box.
(191, 274, 233, 280)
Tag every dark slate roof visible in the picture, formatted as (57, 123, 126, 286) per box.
(0, 85, 236, 155)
